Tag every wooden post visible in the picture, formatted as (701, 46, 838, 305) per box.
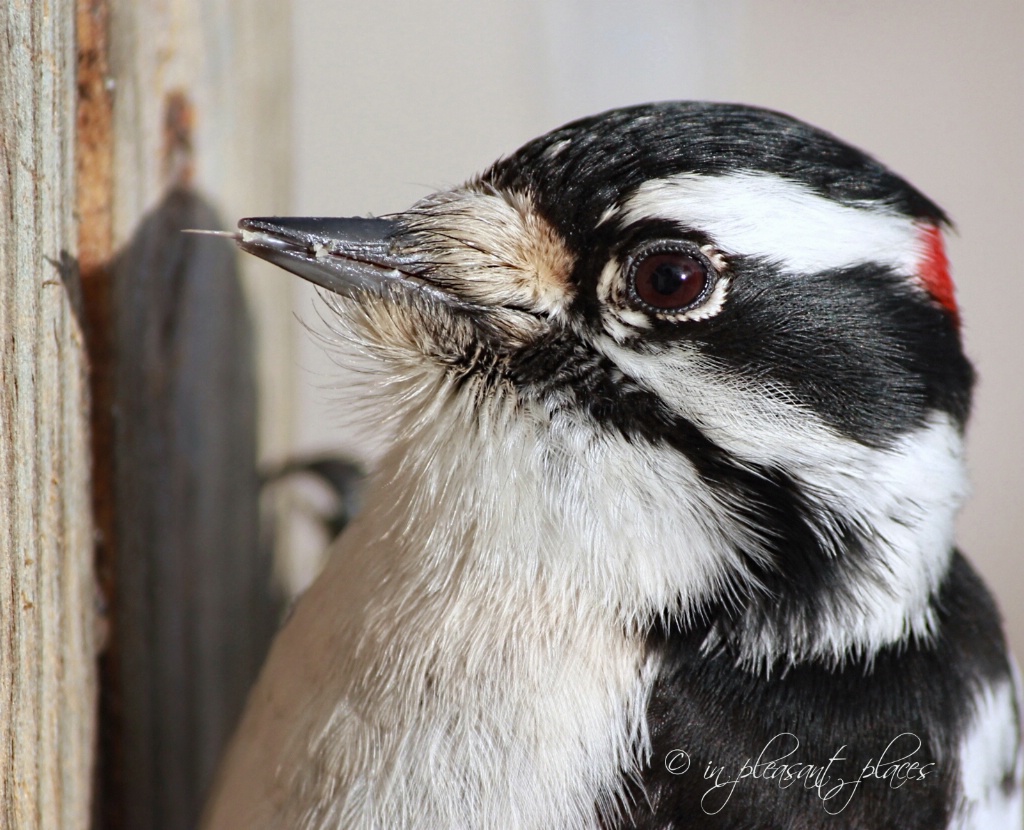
(0, 2, 98, 829)
(3, 1, 293, 828)
(84, 2, 294, 828)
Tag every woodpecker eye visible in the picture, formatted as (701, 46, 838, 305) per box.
(628, 248, 712, 312)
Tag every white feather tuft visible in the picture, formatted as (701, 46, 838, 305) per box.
(951, 674, 1024, 828)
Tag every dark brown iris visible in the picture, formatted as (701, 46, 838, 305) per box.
(631, 251, 710, 311)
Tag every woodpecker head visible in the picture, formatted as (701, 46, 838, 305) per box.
(240, 102, 973, 668)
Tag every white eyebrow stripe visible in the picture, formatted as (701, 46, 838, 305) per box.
(615, 171, 925, 276)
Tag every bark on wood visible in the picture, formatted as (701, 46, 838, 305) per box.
(0, 2, 99, 829)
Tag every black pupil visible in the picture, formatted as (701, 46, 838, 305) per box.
(650, 261, 688, 295)
(633, 252, 708, 310)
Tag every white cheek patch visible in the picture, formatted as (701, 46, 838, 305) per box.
(614, 171, 925, 277)
(596, 338, 969, 664)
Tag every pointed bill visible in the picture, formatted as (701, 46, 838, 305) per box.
(236, 216, 467, 307)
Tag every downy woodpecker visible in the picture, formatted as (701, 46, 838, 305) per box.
(202, 102, 1023, 829)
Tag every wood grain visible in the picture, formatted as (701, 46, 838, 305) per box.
(0, 2, 98, 828)
(92, 3, 293, 828)
(3, 1, 293, 827)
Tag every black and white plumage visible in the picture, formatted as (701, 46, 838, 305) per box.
(202, 102, 1023, 829)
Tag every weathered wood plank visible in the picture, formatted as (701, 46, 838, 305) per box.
(89, 2, 294, 828)
(0, 2, 98, 829)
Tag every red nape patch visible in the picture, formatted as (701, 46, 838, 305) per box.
(917, 225, 959, 325)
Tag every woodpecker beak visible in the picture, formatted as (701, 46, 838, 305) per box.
(237, 216, 467, 308)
